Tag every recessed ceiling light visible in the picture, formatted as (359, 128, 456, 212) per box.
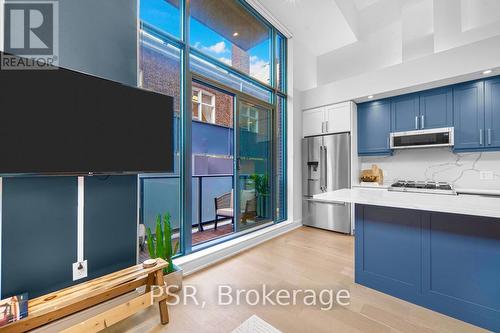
(368, 95, 374, 99)
(233, 32, 239, 37)
(483, 69, 493, 75)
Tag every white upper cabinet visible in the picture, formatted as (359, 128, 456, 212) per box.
(325, 102, 352, 134)
(303, 102, 353, 137)
(302, 107, 325, 137)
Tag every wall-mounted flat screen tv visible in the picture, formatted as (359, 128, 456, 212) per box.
(0, 52, 173, 175)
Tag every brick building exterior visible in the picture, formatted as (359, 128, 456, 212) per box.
(140, 44, 233, 128)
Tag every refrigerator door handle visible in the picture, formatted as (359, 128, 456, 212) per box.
(319, 146, 326, 192)
(319, 146, 324, 191)
(305, 198, 347, 206)
(323, 146, 328, 191)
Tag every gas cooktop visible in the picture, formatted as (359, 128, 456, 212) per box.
(388, 180, 457, 195)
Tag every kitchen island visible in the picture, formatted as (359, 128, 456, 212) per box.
(313, 188, 500, 332)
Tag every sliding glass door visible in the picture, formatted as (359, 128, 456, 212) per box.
(235, 99, 274, 232)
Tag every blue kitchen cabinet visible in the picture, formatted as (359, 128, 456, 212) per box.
(355, 204, 500, 332)
(391, 94, 419, 132)
(419, 87, 453, 129)
(453, 81, 485, 151)
(358, 99, 392, 156)
(485, 77, 500, 149)
(392, 89, 452, 132)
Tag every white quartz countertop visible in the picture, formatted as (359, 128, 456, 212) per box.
(312, 188, 500, 219)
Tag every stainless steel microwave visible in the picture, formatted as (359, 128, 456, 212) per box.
(390, 127, 454, 149)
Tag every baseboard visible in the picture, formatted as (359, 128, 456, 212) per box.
(174, 219, 302, 276)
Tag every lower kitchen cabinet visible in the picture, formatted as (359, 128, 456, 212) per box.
(355, 204, 500, 332)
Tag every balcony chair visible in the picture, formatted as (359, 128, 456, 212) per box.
(214, 190, 257, 230)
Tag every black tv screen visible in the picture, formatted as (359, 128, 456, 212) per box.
(0, 53, 173, 175)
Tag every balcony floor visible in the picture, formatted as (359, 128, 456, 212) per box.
(139, 219, 233, 262)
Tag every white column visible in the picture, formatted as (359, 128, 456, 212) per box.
(0, 0, 4, 51)
(77, 176, 84, 263)
(0, 177, 3, 293)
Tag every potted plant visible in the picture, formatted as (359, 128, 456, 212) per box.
(146, 213, 183, 292)
(249, 174, 269, 218)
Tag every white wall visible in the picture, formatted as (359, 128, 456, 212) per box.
(435, 0, 500, 52)
(360, 149, 500, 191)
(301, 34, 500, 110)
(461, 0, 500, 32)
(291, 88, 302, 222)
(292, 38, 317, 92)
(317, 21, 402, 85)
(402, 0, 434, 62)
(287, 39, 303, 223)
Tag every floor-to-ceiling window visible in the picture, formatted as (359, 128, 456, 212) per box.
(139, 0, 287, 258)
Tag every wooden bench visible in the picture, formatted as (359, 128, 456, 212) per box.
(1, 259, 170, 333)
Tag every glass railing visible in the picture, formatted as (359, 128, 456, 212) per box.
(141, 174, 234, 232)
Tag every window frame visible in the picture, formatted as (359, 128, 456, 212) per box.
(192, 87, 216, 124)
(139, 0, 288, 258)
(240, 104, 259, 133)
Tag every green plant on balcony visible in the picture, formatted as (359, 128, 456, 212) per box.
(146, 213, 179, 274)
(250, 174, 269, 196)
(250, 174, 269, 217)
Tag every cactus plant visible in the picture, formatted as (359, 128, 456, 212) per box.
(146, 213, 179, 274)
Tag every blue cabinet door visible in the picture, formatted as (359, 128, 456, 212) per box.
(453, 81, 485, 151)
(419, 87, 453, 129)
(485, 77, 500, 149)
(358, 99, 391, 156)
(355, 204, 500, 332)
(391, 94, 419, 132)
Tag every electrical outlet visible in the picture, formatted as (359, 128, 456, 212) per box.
(480, 171, 494, 180)
(72, 260, 88, 281)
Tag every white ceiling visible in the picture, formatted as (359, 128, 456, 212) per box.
(258, 0, 500, 57)
(256, 0, 357, 56)
(353, 0, 381, 10)
(258, 0, 500, 88)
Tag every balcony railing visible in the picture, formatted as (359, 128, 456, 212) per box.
(141, 174, 239, 234)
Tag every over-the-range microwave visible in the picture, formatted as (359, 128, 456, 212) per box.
(390, 127, 454, 149)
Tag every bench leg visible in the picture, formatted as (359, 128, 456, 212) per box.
(154, 270, 169, 325)
(145, 272, 155, 293)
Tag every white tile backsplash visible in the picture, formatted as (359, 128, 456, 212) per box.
(360, 148, 500, 190)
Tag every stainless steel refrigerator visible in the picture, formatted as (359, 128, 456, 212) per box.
(302, 133, 351, 233)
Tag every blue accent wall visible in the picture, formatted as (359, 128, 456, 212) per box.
(1, 177, 78, 298)
(355, 204, 500, 332)
(84, 176, 138, 280)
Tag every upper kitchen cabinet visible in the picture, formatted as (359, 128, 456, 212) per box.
(485, 77, 500, 149)
(453, 81, 485, 151)
(358, 99, 392, 156)
(303, 102, 353, 137)
(391, 89, 453, 132)
(302, 107, 325, 137)
(324, 102, 352, 134)
(419, 87, 453, 130)
(391, 94, 419, 132)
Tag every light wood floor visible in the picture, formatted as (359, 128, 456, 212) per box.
(104, 227, 487, 333)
